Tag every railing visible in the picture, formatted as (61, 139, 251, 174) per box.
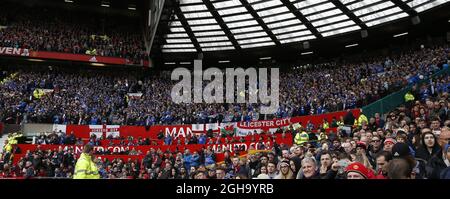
(362, 67, 449, 118)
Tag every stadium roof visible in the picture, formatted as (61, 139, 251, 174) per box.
(161, 0, 450, 53)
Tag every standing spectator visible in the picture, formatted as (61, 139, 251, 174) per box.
(73, 144, 99, 179)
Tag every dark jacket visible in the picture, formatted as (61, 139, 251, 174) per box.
(320, 169, 338, 179)
(440, 166, 450, 179)
(415, 145, 440, 162)
(343, 111, 355, 126)
(298, 171, 321, 179)
(426, 150, 447, 179)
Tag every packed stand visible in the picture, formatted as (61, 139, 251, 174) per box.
(1, 72, 449, 179)
(1, 45, 449, 125)
(0, 3, 147, 63)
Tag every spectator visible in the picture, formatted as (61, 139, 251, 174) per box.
(275, 160, 294, 179)
(267, 162, 278, 179)
(439, 144, 450, 179)
(387, 158, 413, 179)
(375, 151, 392, 179)
(345, 162, 371, 179)
(415, 131, 441, 162)
(427, 127, 450, 179)
(297, 157, 319, 179)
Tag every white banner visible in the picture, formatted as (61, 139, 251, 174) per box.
(205, 122, 219, 132)
(52, 124, 67, 133)
(127, 93, 143, 99)
(0, 47, 29, 56)
(191, 123, 204, 134)
(89, 125, 120, 138)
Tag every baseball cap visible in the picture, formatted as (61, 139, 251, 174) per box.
(384, 138, 397, 145)
(356, 141, 367, 149)
(345, 162, 369, 179)
(392, 143, 410, 158)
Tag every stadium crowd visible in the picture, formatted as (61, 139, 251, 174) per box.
(0, 72, 449, 179)
(0, 45, 448, 126)
(0, 2, 147, 63)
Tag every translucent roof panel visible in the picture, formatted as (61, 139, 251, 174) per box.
(343, 0, 385, 10)
(365, 12, 409, 26)
(292, 0, 329, 9)
(222, 13, 253, 22)
(230, 26, 263, 34)
(279, 35, 316, 44)
(271, 25, 307, 35)
(213, 0, 241, 9)
(298, 2, 336, 15)
(190, 24, 222, 31)
(240, 41, 275, 48)
(162, 44, 195, 48)
(166, 38, 192, 44)
(321, 25, 360, 37)
(257, 7, 290, 17)
(234, 31, 268, 39)
(187, 18, 217, 25)
(261, 13, 297, 24)
(276, 30, 313, 39)
(237, 37, 273, 44)
(359, 7, 403, 22)
(170, 27, 186, 33)
(352, 1, 396, 17)
(217, 7, 248, 15)
(183, 11, 213, 19)
(196, 36, 230, 42)
(307, 8, 344, 21)
(227, 20, 259, 28)
(266, 19, 301, 29)
(162, 49, 197, 53)
(342, 0, 409, 27)
(166, 33, 190, 38)
(202, 46, 235, 51)
(360, 7, 407, 26)
(161, 0, 450, 53)
(311, 14, 350, 27)
(194, 31, 228, 37)
(249, 0, 283, 10)
(179, 0, 203, 4)
(316, 20, 355, 32)
(170, 21, 183, 27)
(199, 41, 233, 47)
(277, 30, 312, 39)
(180, 4, 208, 12)
(406, 0, 450, 12)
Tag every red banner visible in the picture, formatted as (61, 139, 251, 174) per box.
(66, 124, 193, 139)
(29, 51, 150, 66)
(0, 46, 150, 66)
(13, 134, 291, 165)
(63, 109, 360, 139)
